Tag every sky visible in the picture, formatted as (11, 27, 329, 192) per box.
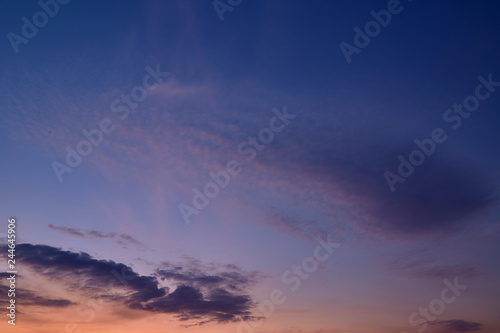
(0, 0, 500, 332)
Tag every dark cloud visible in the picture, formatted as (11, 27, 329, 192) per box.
(0, 244, 260, 325)
(47, 224, 85, 237)
(132, 286, 256, 325)
(280, 138, 497, 237)
(370, 153, 496, 234)
(0, 272, 17, 279)
(0, 284, 74, 308)
(6, 243, 164, 303)
(431, 319, 483, 333)
(156, 257, 261, 294)
(48, 224, 148, 250)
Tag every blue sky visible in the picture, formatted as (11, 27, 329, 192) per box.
(1, 1, 500, 333)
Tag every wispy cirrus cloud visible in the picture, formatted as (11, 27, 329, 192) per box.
(256, 208, 330, 242)
(48, 224, 148, 251)
(270, 134, 498, 239)
(386, 251, 481, 279)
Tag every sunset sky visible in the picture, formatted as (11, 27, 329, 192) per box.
(1, 1, 500, 333)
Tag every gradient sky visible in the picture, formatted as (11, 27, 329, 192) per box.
(1, 1, 500, 333)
